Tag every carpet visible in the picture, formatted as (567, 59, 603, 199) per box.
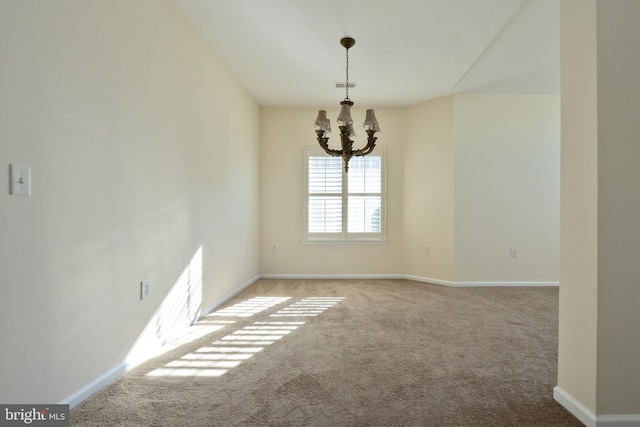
(71, 279, 582, 426)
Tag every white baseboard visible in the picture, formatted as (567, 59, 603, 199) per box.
(259, 273, 402, 280)
(400, 274, 455, 286)
(554, 386, 640, 427)
(261, 273, 559, 288)
(597, 415, 640, 427)
(62, 275, 260, 409)
(60, 362, 127, 409)
(399, 276, 558, 287)
(554, 386, 596, 427)
(453, 280, 559, 287)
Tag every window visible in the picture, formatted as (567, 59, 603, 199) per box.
(304, 148, 386, 242)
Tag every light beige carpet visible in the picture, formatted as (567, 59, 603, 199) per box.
(71, 279, 582, 426)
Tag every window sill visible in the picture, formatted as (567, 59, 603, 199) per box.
(302, 238, 389, 245)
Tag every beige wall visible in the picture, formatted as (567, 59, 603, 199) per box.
(401, 96, 455, 282)
(0, 0, 260, 404)
(259, 107, 404, 275)
(594, 0, 640, 414)
(454, 94, 560, 283)
(558, 0, 599, 413)
(261, 96, 560, 285)
(559, 0, 640, 417)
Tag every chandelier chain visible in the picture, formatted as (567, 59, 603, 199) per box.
(345, 47, 350, 101)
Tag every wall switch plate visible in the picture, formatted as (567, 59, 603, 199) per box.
(271, 243, 278, 253)
(511, 246, 519, 258)
(10, 165, 31, 196)
(424, 245, 430, 255)
(140, 279, 150, 300)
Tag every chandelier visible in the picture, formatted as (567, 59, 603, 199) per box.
(314, 37, 381, 172)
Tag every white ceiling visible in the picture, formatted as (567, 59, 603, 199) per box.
(174, 0, 559, 108)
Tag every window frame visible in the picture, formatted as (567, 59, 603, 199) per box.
(303, 147, 387, 243)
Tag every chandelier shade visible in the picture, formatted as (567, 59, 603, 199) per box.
(314, 37, 380, 172)
(314, 110, 332, 134)
(337, 101, 354, 126)
(364, 109, 381, 132)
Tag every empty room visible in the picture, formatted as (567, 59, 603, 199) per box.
(1, 1, 639, 426)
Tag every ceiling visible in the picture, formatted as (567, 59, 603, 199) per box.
(174, 0, 559, 108)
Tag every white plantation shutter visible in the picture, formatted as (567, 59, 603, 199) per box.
(305, 148, 385, 241)
(348, 157, 382, 233)
(308, 156, 343, 233)
(348, 156, 382, 193)
(308, 156, 342, 193)
(308, 197, 342, 232)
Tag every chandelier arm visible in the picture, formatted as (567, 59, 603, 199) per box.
(351, 131, 378, 156)
(319, 142, 343, 158)
(352, 144, 376, 157)
(316, 131, 343, 157)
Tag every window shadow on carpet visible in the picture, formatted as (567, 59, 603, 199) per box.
(144, 296, 344, 378)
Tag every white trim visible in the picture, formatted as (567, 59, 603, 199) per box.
(260, 273, 402, 280)
(553, 386, 640, 427)
(301, 238, 389, 245)
(405, 277, 559, 287)
(60, 363, 126, 409)
(597, 415, 640, 427)
(554, 386, 596, 427)
(453, 281, 559, 287)
(61, 275, 260, 409)
(303, 147, 387, 242)
(401, 274, 455, 287)
(261, 273, 559, 288)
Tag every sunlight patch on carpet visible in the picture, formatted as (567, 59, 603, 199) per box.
(271, 297, 345, 317)
(158, 320, 235, 354)
(145, 296, 345, 378)
(207, 297, 291, 317)
(145, 322, 303, 378)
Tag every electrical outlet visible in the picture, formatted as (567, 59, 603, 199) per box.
(423, 245, 430, 255)
(271, 243, 279, 253)
(140, 279, 150, 300)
